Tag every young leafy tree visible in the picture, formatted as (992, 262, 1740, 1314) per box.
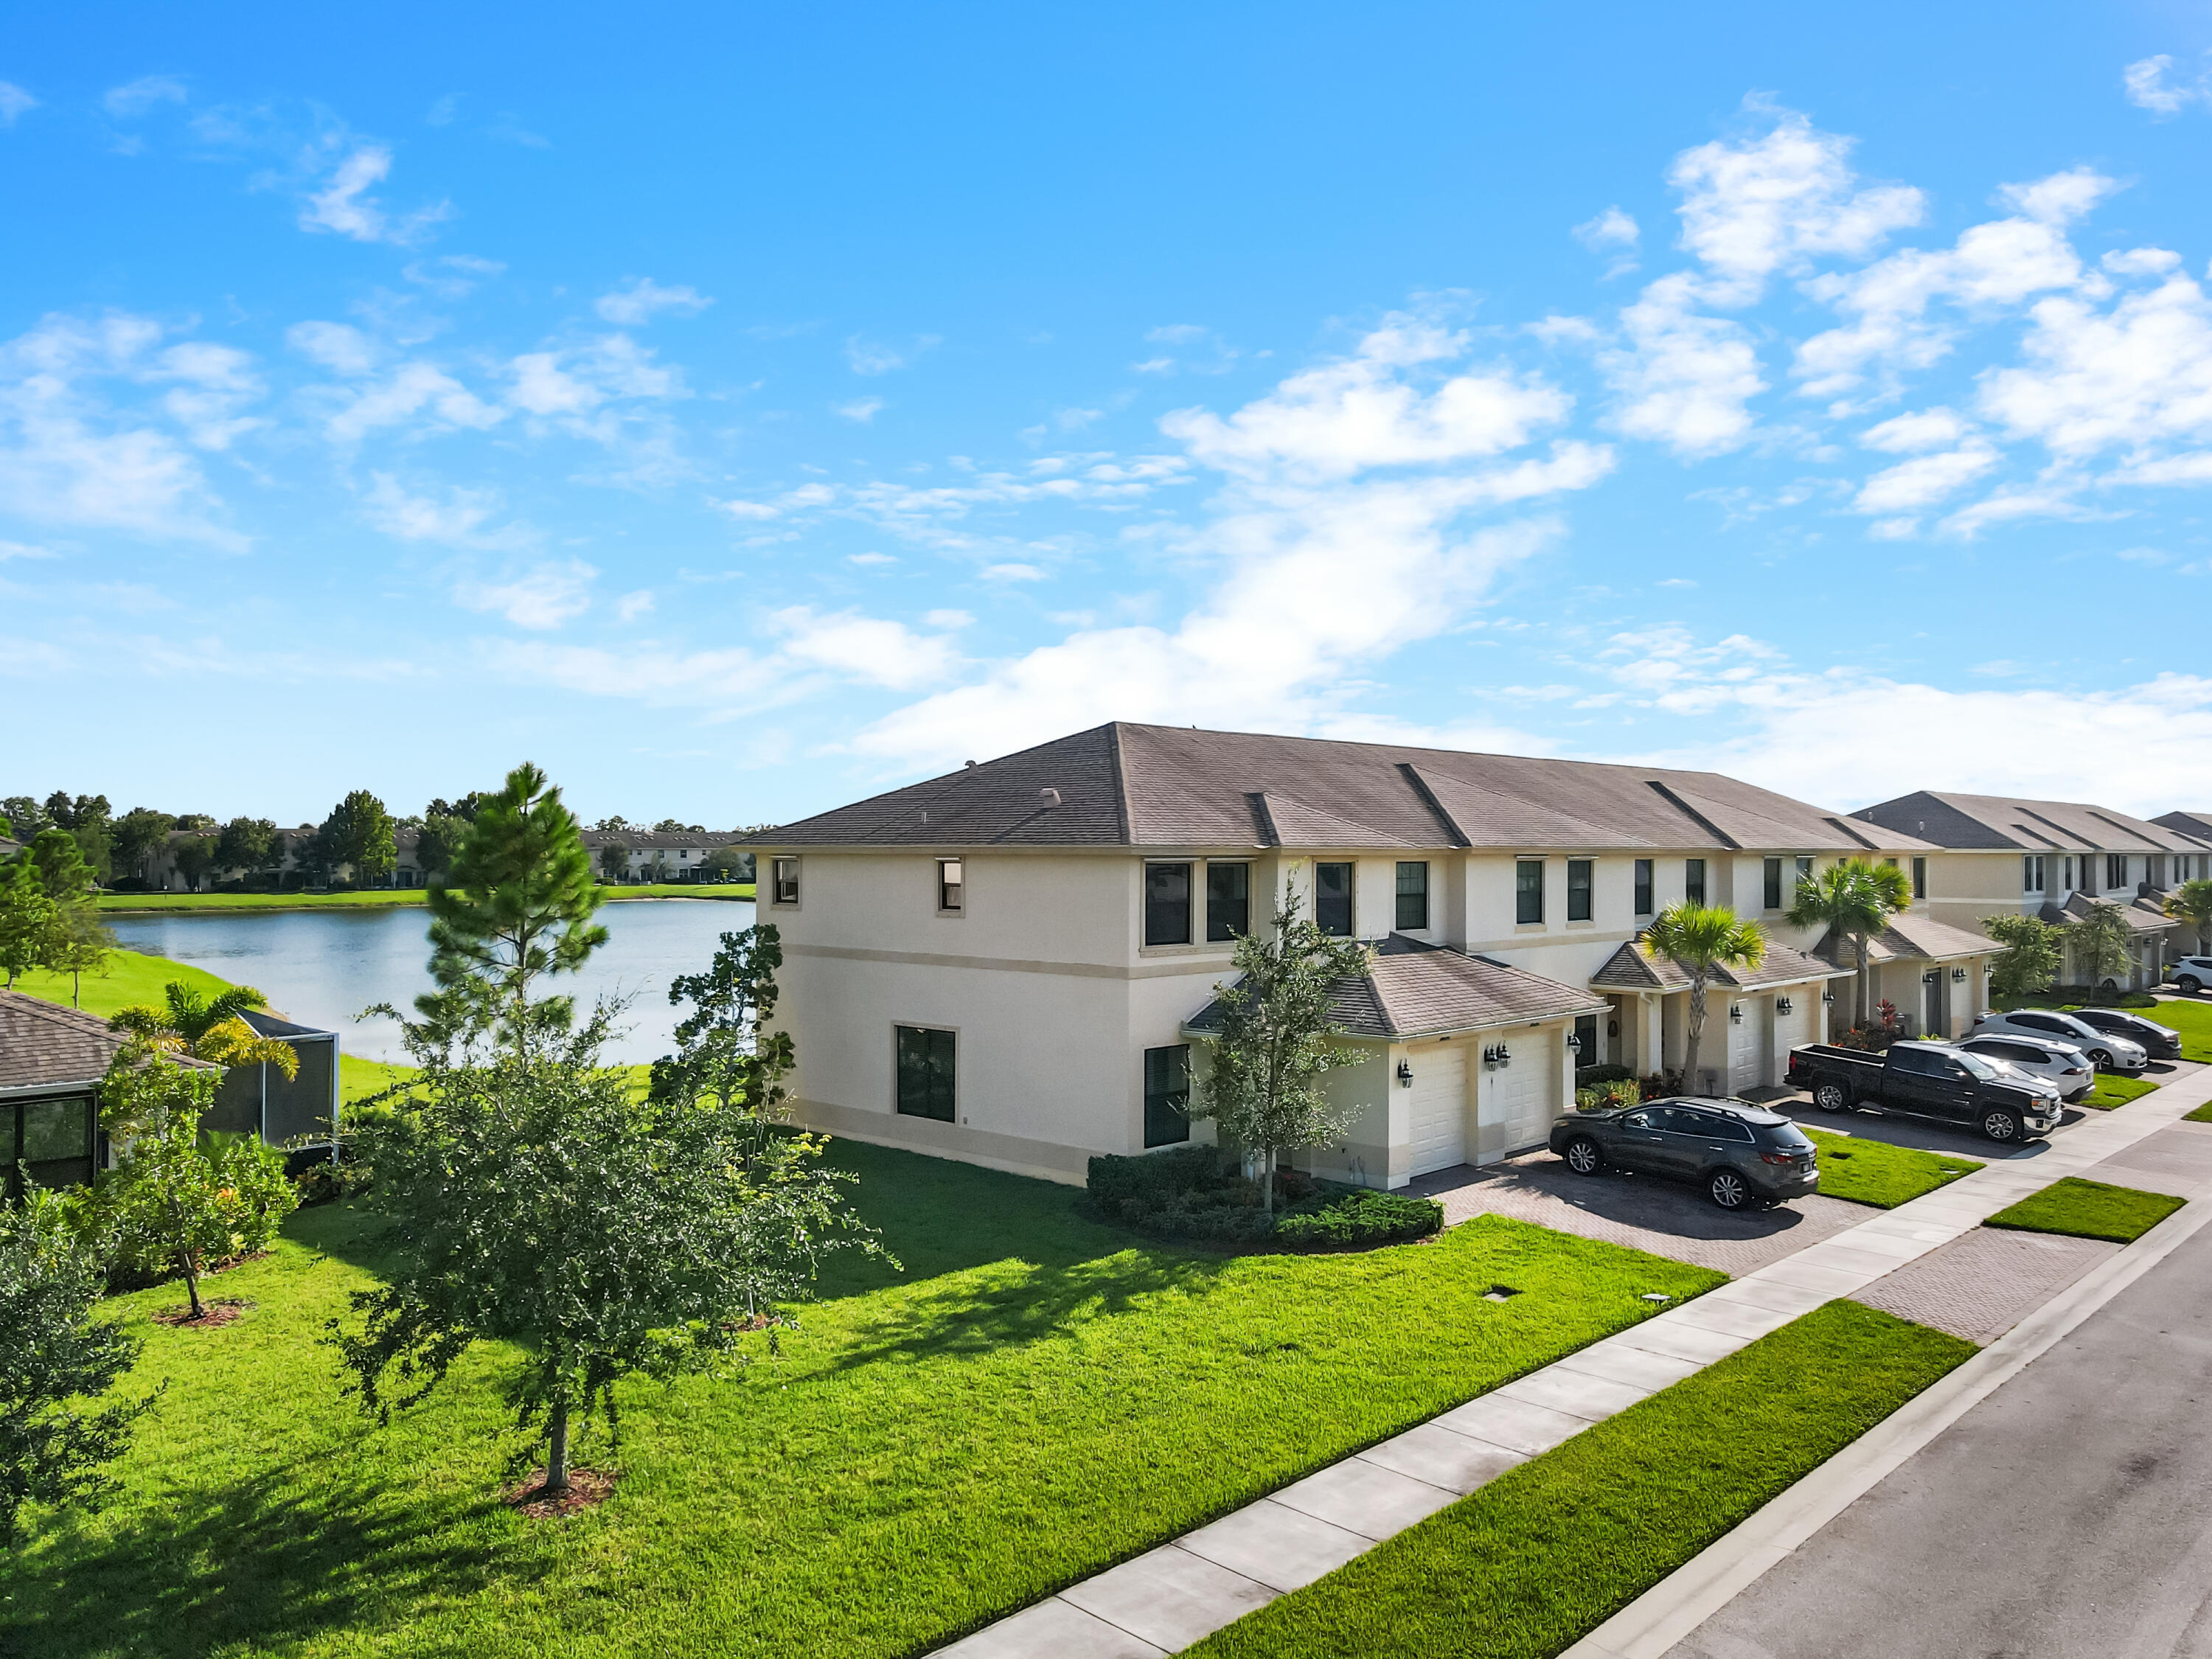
(1786, 858, 1914, 1028)
(2163, 877, 2212, 956)
(1190, 872, 1371, 1214)
(42, 903, 116, 1009)
(213, 816, 279, 882)
(0, 1189, 157, 1546)
(597, 838, 630, 883)
(417, 763, 608, 1053)
(1985, 913, 2064, 1002)
(111, 981, 301, 1077)
(170, 835, 217, 894)
(108, 809, 176, 886)
(1639, 902, 1767, 1095)
(0, 859, 56, 989)
(321, 790, 397, 886)
(24, 827, 94, 902)
(97, 1048, 297, 1321)
(335, 1009, 883, 1498)
(647, 924, 796, 1114)
(2067, 900, 2139, 992)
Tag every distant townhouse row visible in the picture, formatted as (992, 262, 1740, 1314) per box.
(749, 723, 2212, 1194)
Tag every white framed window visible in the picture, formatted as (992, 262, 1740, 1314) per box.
(2023, 855, 2045, 894)
(771, 856, 801, 907)
(937, 858, 964, 914)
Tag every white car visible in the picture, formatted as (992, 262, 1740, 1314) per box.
(2171, 956, 2212, 996)
(1957, 1033, 2097, 1102)
(1971, 1009, 2149, 1073)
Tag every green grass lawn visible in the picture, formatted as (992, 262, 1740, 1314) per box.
(2184, 1098, 2212, 1124)
(1984, 1176, 2185, 1243)
(97, 883, 754, 914)
(9, 947, 238, 1019)
(1184, 1298, 1975, 1659)
(1803, 1127, 1983, 1207)
(2076, 1073, 2160, 1111)
(7, 1144, 1724, 1659)
(2152, 998, 2212, 1062)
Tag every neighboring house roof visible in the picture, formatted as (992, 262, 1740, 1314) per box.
(1815, 913, 1994, 967)
(0, 991, 217, 1096)
(1590, 937, 1852, 992)
(237, 1008, 336, 1043)
(2034, 894, 2180, 936)
(2154, 810, 2212, 842)
(759, 723, 1943, 853)
(1856, 790, 2212, 855)
(1181, 935, 1605, 1042)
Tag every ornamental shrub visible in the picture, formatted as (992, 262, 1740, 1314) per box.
(1274, 1191, 1443, 1246)
(1574, 1063, 1635, 1085)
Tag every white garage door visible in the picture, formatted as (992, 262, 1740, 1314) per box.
(1773, 993, 1816, 1082)
(1407, 1043, 1469, 1175)
(1481, 1034, 1562, 1165)
(1728, 1001, 1764, 1096)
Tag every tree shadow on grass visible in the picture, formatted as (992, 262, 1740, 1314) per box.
(4, 1458, 520, 1659)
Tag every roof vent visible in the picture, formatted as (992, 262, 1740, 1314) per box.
(964, 760, 976, 769)
(1039, 787, 1062, 809)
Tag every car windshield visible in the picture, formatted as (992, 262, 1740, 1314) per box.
(1952, 1049, 2001, 1080)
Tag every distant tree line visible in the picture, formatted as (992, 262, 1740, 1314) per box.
(2, 790, 769, 894)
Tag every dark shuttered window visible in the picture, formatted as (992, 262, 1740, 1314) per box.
(1315, 863, 1354, 936)
(894, 1026, 956, 1121)
(1143, 1045, 1192, 1147)
(1206, 863, 1250, 942)
(1145, 862, 1192, 946)
(1395, 862, 1429, 931)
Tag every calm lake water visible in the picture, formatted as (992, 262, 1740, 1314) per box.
(108, 898, 757, 1065)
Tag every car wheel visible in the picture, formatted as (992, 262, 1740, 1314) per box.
(1981, 1109, 2023, 1144)
(2180, 976, 2202, 995)
(2088, 1048, 2115, 1068)
(1708, 1169, 1750, 1209)
(1564, 1136, 1604, 1176)
(1813, 1082, 1849, 1113)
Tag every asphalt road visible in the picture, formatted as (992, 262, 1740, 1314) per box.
(1668, 1214, 2212, 1659)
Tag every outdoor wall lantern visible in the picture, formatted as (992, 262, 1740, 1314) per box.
(1776, 996, 1794, 1016)
(1482, 1043, 1513, 1069)
(1564, 1030, 1582, 1052)
(1396, 1059, 1413, 1089)
(1951, 968, 1968, 983)
(1728, 1004, 1743, 1023)
(1921, 970, 1940, 984)
(1821, 990, 1836, 1005)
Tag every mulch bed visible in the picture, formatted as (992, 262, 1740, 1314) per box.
(150, 1297, 255, 1328)
(504, 1467, 618, 1519)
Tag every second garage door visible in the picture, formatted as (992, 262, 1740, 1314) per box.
(1407, 1043, 1469, 1175)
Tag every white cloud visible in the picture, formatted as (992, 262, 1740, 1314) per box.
(319, 360, 504, 444)
(2124, 54, 2212, 116)
(594, 279, 712, 326)
(404, 254, 504, 299)
(1162, 312, 1573, 481)
(846, 335, 937, 375)
(361, 473, 531, 549)
(835, 397, 885, 423)
(300, 145, 451, 246)
(285, 320, 380, 377)
(1573, 206, 1641, 277)
(981, 562, 1046, 582)
(1793, 171, 2113, 399)
(487, 639, 772, 706)
(767, 606, 962, 691)
(1853, 440, 2000, 512)
(1860, 406, 1970, 453)
(1978, 269, 2212, 460)
(1601, 274, 1764, 456)
(0, 539, 55, 560)
(454, 560, 597, 628)
(102, 76, 187, 119)
(846, 552, 897, 567)
(617, 588, 655, 620)
(0, 82, 38, 125)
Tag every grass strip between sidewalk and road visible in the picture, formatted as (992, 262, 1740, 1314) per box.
(2183, 1097, 2212, 1124)
(2076, 1074, 2160, 1111)
(1983, 1176, 2185, 1244)
(1801, 1127, 1981, 1208)
(1183, 1299, 1976, 1659)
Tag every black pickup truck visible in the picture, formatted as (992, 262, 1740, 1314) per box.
(1786, 1040, 2062, 1145)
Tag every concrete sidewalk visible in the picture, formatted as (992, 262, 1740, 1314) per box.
(939, 1066, 2211, 1659)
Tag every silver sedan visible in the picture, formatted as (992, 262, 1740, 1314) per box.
(1957, 1032, 2097, 1102)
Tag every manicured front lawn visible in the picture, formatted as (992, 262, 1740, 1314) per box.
(2076, 1074, 2160, 1111)
(8, 1143, 1722, 1659)
(10, 947, 237, 1019)
(1184, 1299, 1975, 1659)
(2152, 998, 2212, 1062)
(1803, 1127, 1982, 1207)
(1984, 1176, 2185, 1243)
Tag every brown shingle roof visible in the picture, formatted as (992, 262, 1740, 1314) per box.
(1589, 937, 1851, 992)
(1857, 790, 2212, 855)
(2154, 810, 2212, 842)
(1815, 914, 1997, 967)
(0, 991, 217, 1095)
(763, 723, 1940, 854)
(1182, 936, 1604, 1041)
(2032, 894, 2180, 936)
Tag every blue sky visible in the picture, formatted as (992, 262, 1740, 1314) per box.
(4, 1, 2211, 827)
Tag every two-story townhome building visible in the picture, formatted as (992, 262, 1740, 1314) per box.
(753, 723, 1955, 1191)
(1854, 791, 2212, 990)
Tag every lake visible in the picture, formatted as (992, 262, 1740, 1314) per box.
(108, 898, 758, 1065)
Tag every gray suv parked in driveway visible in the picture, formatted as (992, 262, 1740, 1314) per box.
(1549, 1098, 1820, 1210)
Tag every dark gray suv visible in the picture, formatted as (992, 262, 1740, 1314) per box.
(1548, 1098, 1820, 1210)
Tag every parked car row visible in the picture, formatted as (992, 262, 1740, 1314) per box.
(1972, 1006, 2177, 1066)
(2168, 955, 2212, 995)
(1787, 1040, 2062, 1145)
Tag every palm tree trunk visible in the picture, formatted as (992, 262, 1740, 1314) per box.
(1684, 974, 1706, 1094)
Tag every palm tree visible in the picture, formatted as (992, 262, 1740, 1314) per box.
(1640, 903, 1767, 1096)
(2165, 877, 2212, 956)
(1787, 859, 1913, 1029)
(111, 981, 300, 1079)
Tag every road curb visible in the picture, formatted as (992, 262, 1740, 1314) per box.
(1560, 1166, 2212, 1659)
